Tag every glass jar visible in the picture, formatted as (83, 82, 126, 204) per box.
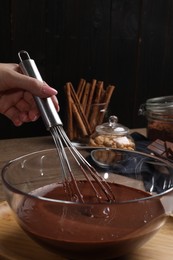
(139, 96, 173, 141)
(89, 115, 135, 150)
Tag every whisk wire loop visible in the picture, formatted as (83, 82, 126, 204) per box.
(51, 126, 116, 203)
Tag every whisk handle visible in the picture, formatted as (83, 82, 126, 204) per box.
(18, 50, 62, 129)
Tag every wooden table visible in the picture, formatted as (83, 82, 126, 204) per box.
(1, 129, 173, 260)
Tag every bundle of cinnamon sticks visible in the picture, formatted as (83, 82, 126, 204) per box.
(64, 78, 115, 141)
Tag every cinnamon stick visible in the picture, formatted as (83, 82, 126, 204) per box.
(97, 84, 115, 125)
(71, 102, 88, 136)
(89, 81, 104, 132)
(81, 82, 91, 113)
(64, 83, 74, 140)
(76, 78, 86, 101)
(69, 82, 92, 135)
(85, 79, 97, 118)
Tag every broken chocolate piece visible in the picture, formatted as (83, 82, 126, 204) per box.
(165, 141, 173, 157)
(148, 139, 166, 157)
(147, 139, 173, 162)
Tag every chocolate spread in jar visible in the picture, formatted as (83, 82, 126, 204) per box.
(147, 119, 173, 141)
(139, 96, 173, 142)
(16, 181, 166, 260)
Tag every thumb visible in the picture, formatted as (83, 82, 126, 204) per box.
(12, 72, 58, 97)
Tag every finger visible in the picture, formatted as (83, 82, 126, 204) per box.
(51, 95, 60, 111)
(15, 76, 57, 98)
(4, 106, 39, 125)
(19, 111, 39, 123)
(15, 99, 30, 112)
(23, 91, 37, 109)
(0, 90, 23, 114)
(28, 110, 40, 122)
(23, 90, 60, 113)
(4, 106, 23, 126)
(2, 64, 58, 97)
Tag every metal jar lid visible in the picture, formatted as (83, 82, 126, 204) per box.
(139, 96, 173, 115)
(95, 115, 129, 135)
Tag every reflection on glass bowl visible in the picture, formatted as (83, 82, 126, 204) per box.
(91, 148, 128, 168)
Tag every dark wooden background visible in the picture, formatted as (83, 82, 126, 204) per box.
(0, 0, 173, 139)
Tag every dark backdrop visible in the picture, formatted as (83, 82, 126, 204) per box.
(0, 0, 173, 139)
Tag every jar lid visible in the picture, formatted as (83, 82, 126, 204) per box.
(95, 115, 129, 135)
(139, 96, 173, 115)
(147, 96, 173, 110)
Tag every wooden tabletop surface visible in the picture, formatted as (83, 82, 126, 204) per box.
(1, 128, 173, 260)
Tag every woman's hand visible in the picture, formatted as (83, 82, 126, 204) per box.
(0, 63, 59, 126)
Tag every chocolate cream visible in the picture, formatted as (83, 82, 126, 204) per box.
(16, 181, 166, 259)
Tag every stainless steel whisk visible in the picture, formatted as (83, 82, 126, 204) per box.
(18, 50, 115, 203)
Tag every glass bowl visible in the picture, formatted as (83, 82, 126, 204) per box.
(1, 148, 173, 259)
